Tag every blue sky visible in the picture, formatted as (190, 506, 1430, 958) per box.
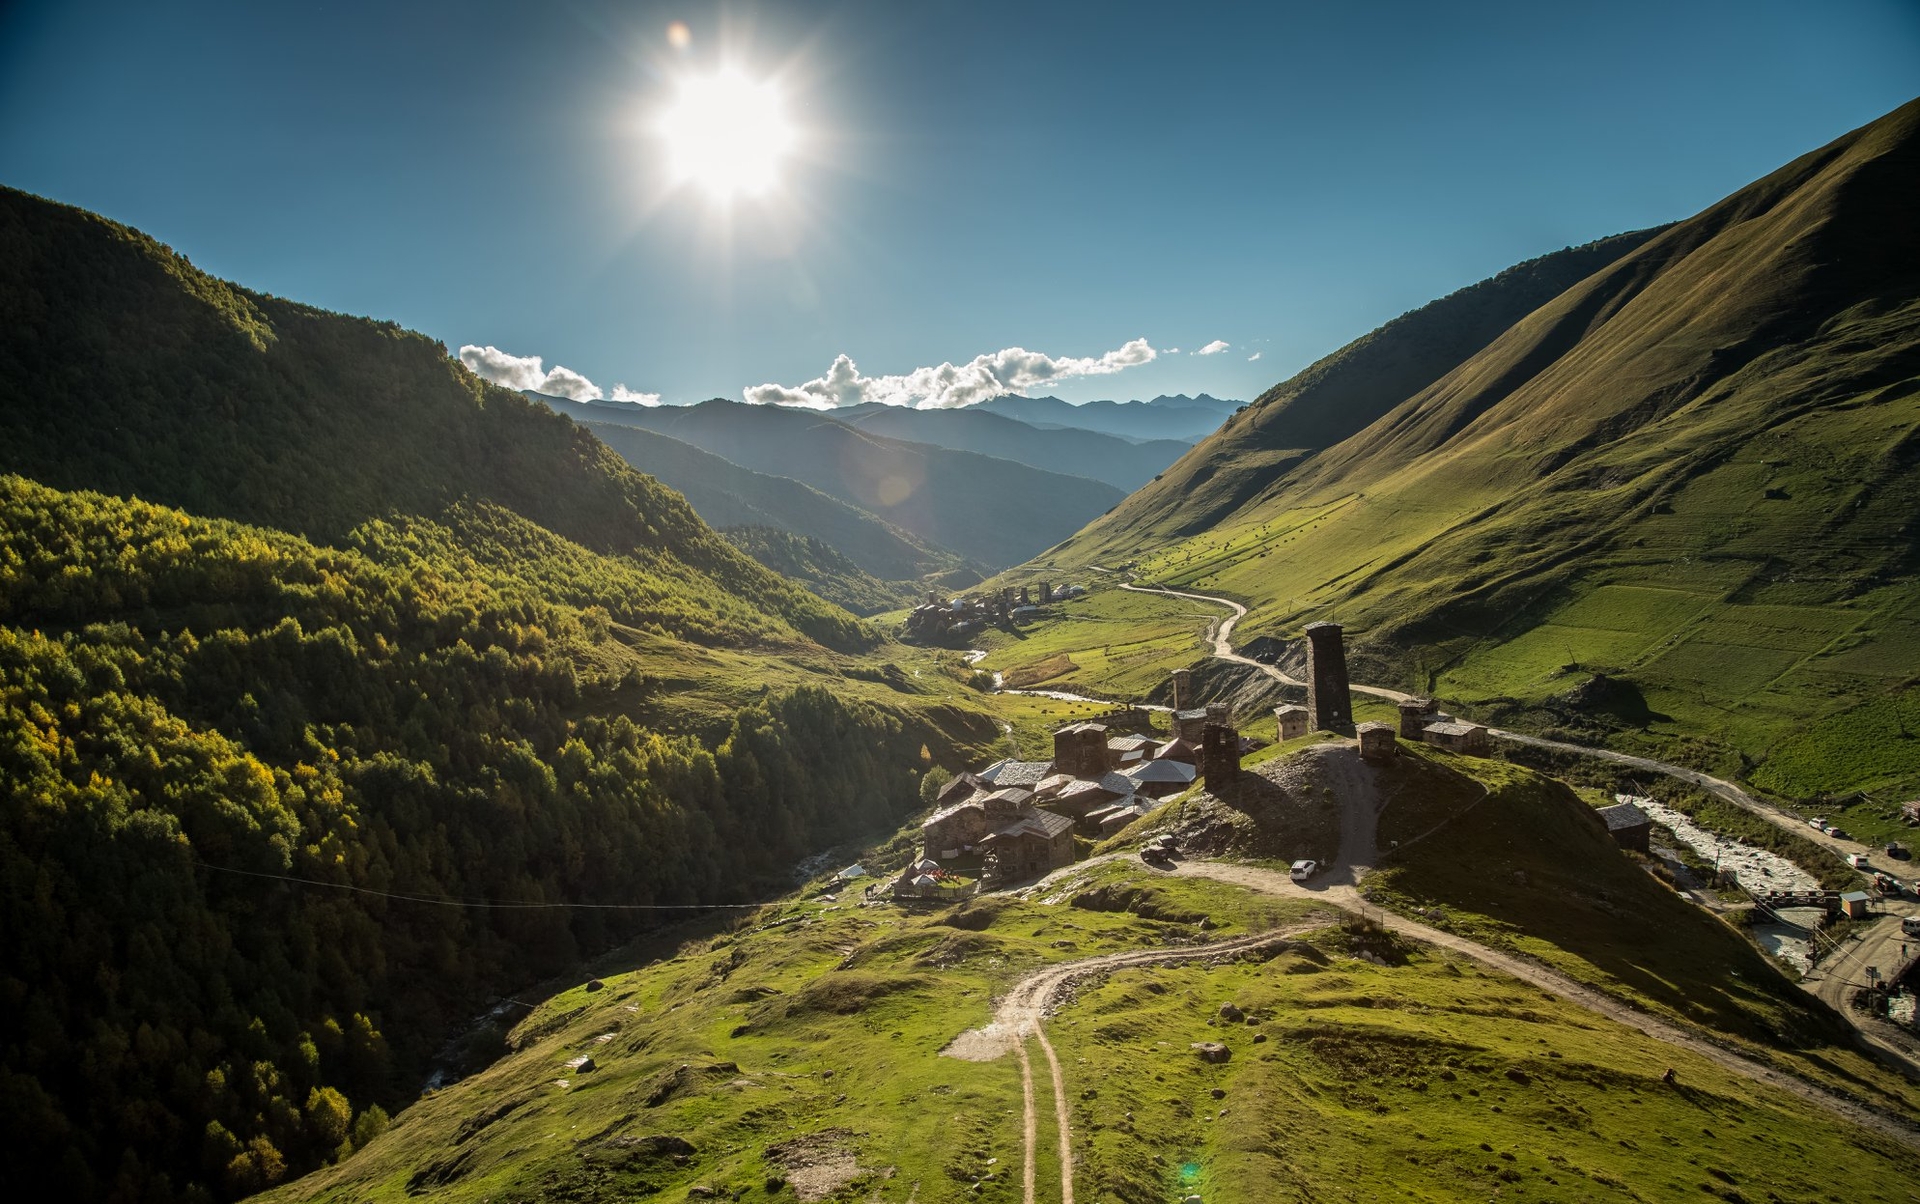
(3, 0, 1916, 407)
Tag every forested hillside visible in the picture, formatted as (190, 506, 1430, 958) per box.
(0, 187, 864, 654)
(0, 190, 998, 1201)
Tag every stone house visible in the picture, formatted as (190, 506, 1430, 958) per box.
(1422, 721, 1490, 755)
(981, 809, 1076, 883)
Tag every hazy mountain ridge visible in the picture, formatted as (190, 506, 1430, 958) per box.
(576, 419, 967, 585)
(831, 401, 1194, 491)
(973, 391, 1240, 442)
(536, 395, 1125, 567)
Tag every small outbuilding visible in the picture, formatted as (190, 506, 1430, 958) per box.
(1596, 800, 1653, 854)
(1356, 721, 1397, 762)
(1840, 890, 1872, 919)
(1274, 704, 1309, 742)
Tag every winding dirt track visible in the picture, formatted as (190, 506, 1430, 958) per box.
(946, 582, 1920, 1199)
(1121, 580, 1920, 1071)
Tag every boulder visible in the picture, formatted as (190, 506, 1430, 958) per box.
(1218, 1003, 1244, 1022)
(1190, 1042, 1231, 1064)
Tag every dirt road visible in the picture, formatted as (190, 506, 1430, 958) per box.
(1119, 582, 1885, 873)
(942, 918, 1337, 1204)
(1118, 580, 1920, 1069)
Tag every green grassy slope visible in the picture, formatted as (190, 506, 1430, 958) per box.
(1033, 98, 1920, 799)
(545, 396, 1126, 568)
(1071, 228, 1666, 547)
(264, 814, 1918, 1204)
(577, 419, 968, 583)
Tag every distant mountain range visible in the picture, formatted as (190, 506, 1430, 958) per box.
(973, 392, 1241, 443)
(579, 420, 970, 611)
(536, 395, 1125, 568)
(832, 401, 1194, 491)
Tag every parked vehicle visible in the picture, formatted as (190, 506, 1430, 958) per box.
(1827, 827, 1850, 840)
(1848, 853, 1872, 869)
(1810, 816, 1827, 829)
(1903, 916, 1920, 938)
(1290, 859, 1318, 882)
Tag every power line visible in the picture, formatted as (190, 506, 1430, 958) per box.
(193, 861, 766, 911)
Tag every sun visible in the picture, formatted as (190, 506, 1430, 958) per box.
(658, 71, 795, 199)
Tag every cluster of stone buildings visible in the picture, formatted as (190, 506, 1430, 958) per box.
(902, 581, 1087, 641)
(902, 711, 1243, 891)
(896, 618, 1501, 895)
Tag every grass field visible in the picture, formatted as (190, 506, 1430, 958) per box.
(267, 823, 1920, 1204)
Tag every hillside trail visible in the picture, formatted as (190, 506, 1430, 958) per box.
(1120, 580, 1920, 1073)
(946, 826, 1920, 1199)
(1117, 581, 1876, 863)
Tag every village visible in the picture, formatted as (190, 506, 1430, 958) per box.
(900, 581, 1088, 642)
(885, 620, 1503, 898)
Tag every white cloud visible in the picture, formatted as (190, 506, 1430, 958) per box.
(1247, 351, 1262, 362)
(1194, 339, 1229, 356)
(459, 344, 612, 402)
(609, 384, 662, 406)
(1164, 346, 1180, 354)
(743, 338, 1158, 410)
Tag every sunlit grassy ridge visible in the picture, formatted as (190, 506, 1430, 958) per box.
(1023, 99, 1920, 801)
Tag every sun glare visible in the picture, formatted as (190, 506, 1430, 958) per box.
(658, 71, 794, 199)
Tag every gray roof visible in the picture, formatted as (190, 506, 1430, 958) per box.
(1424, 721, 1485, 737)
(1174, 707, 1210, 721)
(1056, 721, 1109, 736)
(1125, 759, 1197, 784)
(989, 809, 1074, 840)
(1597, 801, 1652, 831)
(1356, 721, 1395, 734)
(979, 759, 1054, 788)
(1059, 772, 1134, 801)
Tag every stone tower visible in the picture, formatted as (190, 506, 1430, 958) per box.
(1199, 722, 1241, 791)
(1304, 621, 1353, 734)
(1170, 668, 1193, 711)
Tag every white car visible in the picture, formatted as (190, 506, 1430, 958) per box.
(1809, 816, 1827, 830)
(1290, 859, 1318, 882)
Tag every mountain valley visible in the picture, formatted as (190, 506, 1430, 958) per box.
(5, 75, 1920, 1204)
